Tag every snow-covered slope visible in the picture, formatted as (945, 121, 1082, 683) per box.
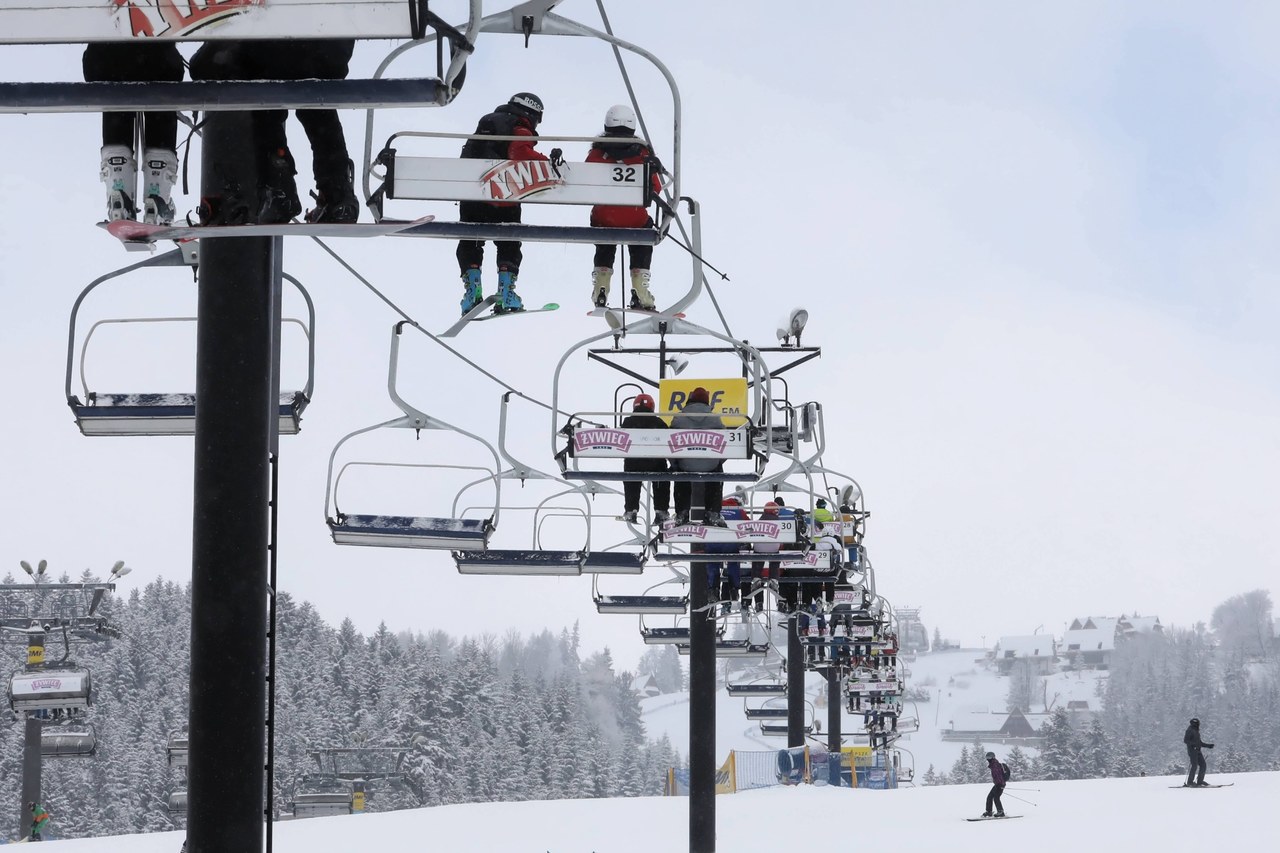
(640, 648, 1109, 778)
(38, 772, 1275, 852)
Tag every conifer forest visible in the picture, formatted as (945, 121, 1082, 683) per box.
(0, 575, 680, 839)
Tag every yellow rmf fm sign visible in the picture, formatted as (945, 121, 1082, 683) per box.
(658, 378, 749, 427)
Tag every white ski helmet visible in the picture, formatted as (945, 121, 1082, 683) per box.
(604, 104, 637, 133)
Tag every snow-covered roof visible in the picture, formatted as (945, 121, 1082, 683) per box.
(631, 674, 660, 696)
(1062, 628, 1115, 653)
(946, 709, 1010, 733)
(1120, 615, 1162, 634)
(996, 635, 1054, 658)
(1068, 616, 1118, 634)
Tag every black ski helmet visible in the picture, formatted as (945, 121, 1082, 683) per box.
(507, 92, 544, 124)
(985, 751, 996, 760)
(1190, 718, 1200, 726)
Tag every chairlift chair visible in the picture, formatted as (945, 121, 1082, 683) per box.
(725, 681, 787, 698)
(9, 666, 92, 713)
(291, 791, 353, 819)
(66, 250, 316, 436)
(361, 4, 679, 246)
(454, 392, 601, 575)
(40, 720, 97, 757)
(167, 731, 189, 768)
(325, 323, 500, 551)
(593, 574, 687, 615)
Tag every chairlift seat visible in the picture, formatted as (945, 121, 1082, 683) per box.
(595, 595, 687, 615)
(41, 728, 97, 757)
(641, 627, 690, 645)
(712, 640, 770, 658)
(759, 722, 811, 737)
(167, 790, 187, 815)
(167, 734, 190, 768)
(70, 391, 307, 437)
(454, 550, 583, 576)
(660, 517, 802, 545)
(9, 668, 91, 713)
(581, 551, 646, 574)
(292, 792, 353, 818)
(743, 707, 789, 720)
(384, 157, 651, 208)
(776, 551, 836, 571)
(726, 682, 787, 697)
(566, 426, 752, 460)
(564, 470, 759, 483)
(1, 1, 437, 44)
(846, 681, 901, 695)
(329, 514, 491, 551)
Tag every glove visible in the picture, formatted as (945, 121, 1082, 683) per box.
(549, 147, 564, 168)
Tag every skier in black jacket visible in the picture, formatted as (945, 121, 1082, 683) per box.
(619, 393, 670, 524)
(1183, 717, 1214, 786)
(983, 751, 1007, 817)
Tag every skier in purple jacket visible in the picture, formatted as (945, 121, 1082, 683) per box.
(983, 752, 1007, 817)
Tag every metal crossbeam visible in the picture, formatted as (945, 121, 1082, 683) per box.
(0, 78, 443, 114)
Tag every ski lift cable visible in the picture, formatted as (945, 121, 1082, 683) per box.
(307, 235, 599, 424)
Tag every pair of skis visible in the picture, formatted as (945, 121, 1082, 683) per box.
(1171, 782, 1233, 788)
(965, 814, 1022, 822)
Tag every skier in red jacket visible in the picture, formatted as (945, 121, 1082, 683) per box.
(586, 105, 663, 310)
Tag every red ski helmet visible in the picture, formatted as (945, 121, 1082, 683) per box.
(633, 394, 655, 412)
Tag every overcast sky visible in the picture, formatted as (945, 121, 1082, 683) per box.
(0, 1, 1276, 671)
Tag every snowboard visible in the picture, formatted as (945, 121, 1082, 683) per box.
(965, 815, 1022, 822)
(101, 214, 435, 245)
(1171, 783, 1233, 788)
(439, 298, 559, 338)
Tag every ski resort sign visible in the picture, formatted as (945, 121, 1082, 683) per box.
(1, 0, 416, 44)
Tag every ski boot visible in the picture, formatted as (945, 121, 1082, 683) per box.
(141, 148, 179, 226)
(653, 510, 670, 526)
(591, 266, 612, 308)
(197, 185, 254, 226)
(629, 268, 656, 310)
(495, 267, 525, 313)
(460, 267, 484, 315)
(99, 144, 137, 221)
(622, 510, 639, 524)
(258, 146, 302, 224)
(306, 158, 360, 224)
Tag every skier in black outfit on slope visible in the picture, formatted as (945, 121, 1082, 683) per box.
(983, 751, 1006, 817)
(189, 39, 360, 225)
(1184, 717, 1214, 787)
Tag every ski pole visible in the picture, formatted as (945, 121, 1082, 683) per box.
(1002, 791, 1037, 807)
(1005, 787, 1041, 792)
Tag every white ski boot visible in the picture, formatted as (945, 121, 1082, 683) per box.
(141, 148, 179, 226)
(629, 268, 656, 310)
(99, 144, 137, 221)
(591, 266, 612, 308)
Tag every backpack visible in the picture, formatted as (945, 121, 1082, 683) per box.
(1001, 762, 1012, 782)
(461, 109, 522, 161)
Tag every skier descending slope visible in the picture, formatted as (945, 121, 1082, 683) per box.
(982, 751, 1007, 817)
(1184, 717, 1215, 787)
